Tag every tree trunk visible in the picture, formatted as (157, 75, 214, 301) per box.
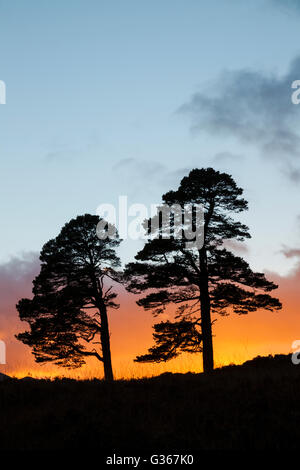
(199, 248, 214, 373)
(99, 304, 114, 381)
(201, 293, 214, 373)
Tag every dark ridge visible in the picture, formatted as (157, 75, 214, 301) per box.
(0, 352, 299, 450)
(0, 372, 12, 382)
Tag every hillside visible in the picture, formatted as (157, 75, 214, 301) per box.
(0, 354, 299, 452)
(0, 372, 11, 382)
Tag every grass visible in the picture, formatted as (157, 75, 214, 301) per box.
(0, 353, 299, 451)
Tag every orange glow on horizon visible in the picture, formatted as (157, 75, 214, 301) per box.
(1, 265, 299, 380)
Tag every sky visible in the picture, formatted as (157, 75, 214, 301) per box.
(1, 0, 300, 378)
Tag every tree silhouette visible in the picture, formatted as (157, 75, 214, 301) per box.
(125, 168, 282, 373)
(16, 214, 121, 381)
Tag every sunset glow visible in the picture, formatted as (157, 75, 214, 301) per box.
(1, 258, 299, 379)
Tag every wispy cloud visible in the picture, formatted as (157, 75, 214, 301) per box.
(213, 152, 243, 163)
(271, 0, 300, 13)
(112, 158, 191, 197)
(282, 247, 300, 259)
(179, 56, 300, 181)
(113, 158, 165, 180)
(283, 164, 300, 183)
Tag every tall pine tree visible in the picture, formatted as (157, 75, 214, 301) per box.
(125, 168, 282, 373)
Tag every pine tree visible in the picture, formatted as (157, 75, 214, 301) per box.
(125, 168, 282, 373)
(16, 214, 121, 380)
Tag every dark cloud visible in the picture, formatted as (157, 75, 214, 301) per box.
(283, 164, 300, 183)
(179, 57, 300, 181)
(0, 251, 40, 368)
(271, 0, 300, 12)
(0, 253, 40, 370)
(0, 253, 40, 316)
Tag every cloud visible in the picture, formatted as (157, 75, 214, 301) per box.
(113, 158, 165, 180)
(0, 252, 40, 316)
(283, 164, 300, 183)
(0, 253, 40, 374)
(282, 247, 300, 259)
(112, 158, 191, 197)
(271, 0, 300, 12)
(213, 152, 243, 163)
(179, 56, 300, 181)
(269, 250, 300, 307)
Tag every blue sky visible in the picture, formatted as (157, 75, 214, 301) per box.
(1, 0, 300, 275)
